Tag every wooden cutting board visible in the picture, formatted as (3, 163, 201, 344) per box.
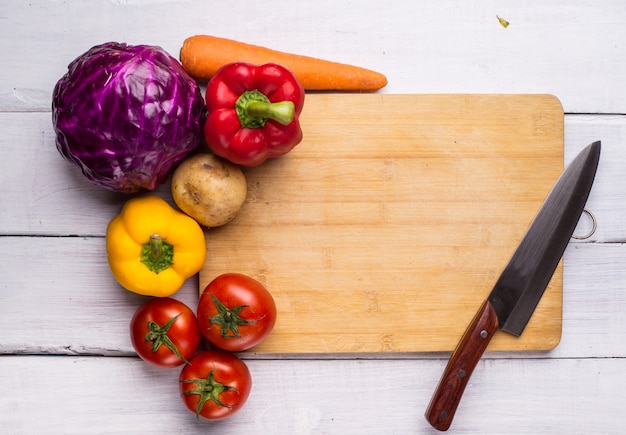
(199, 94, 564, 354)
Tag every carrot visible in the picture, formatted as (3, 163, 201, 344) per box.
(180, 35, 387, 92)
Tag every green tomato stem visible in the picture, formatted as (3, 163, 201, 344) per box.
(181, 369, 239, 418)
(145, 314, 190, 364)
(209, 294, 260, 339)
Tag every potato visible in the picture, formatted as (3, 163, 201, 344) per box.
(171, 153, 247, 227)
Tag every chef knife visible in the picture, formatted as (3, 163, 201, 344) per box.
(425, 141, 601, 431)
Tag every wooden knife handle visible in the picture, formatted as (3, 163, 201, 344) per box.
(425, 300, 500, 431)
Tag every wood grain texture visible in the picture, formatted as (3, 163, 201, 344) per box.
(425, 300, 500, 430)
(1, 238, 624, 359)
(2, 112, 624, 240)
(1, 355, 624, 434)
(1, 1, 625, 113)
(199, 94, 564, 353)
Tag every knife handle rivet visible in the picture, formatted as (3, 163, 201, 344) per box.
(480, 330, 488, 339)
(458, 369, 466, 378)
(440, 411, 449, 420)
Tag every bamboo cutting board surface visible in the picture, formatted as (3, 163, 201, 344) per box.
(199, 94, 564, 354)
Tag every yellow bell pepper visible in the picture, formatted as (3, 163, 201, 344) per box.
(106, 195, 206, 297)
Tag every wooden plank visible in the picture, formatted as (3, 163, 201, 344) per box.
(1, 238, 624, 359)
(199, 94, 565, 353)
(565, 115, 626, 243)
(0, 111, 170, 236)
(1, 112, 624, 241)
(2, 1, 625, 113)
(0, 355, 623, 434)
(0, 235, 200, 356)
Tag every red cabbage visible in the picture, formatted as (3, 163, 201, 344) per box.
(52, 42, 206, 193)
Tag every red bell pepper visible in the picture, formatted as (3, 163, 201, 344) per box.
(203, 62, 305, 167)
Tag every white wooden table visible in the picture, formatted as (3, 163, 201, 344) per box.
(1, 1, 625, 433)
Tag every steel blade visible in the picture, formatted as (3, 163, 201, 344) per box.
(488, 141, 601, 335)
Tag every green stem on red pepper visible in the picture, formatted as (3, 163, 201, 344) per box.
(235, 89, 295, 128)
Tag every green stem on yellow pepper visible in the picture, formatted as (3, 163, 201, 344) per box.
(141, 234, 174, 274)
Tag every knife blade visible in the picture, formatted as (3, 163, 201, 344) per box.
(425, 141, 601, 431)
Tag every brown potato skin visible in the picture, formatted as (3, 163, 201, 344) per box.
(171, 153, 247, 228)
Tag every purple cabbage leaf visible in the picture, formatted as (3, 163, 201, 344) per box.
(52, 42, 206, 193)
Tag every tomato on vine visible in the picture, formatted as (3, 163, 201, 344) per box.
(197, 273, 277, 352)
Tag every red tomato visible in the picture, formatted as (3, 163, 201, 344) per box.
(179, 350, 252, 420)
(197, 273, 277, 351)
(130, 297, 201, 368)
